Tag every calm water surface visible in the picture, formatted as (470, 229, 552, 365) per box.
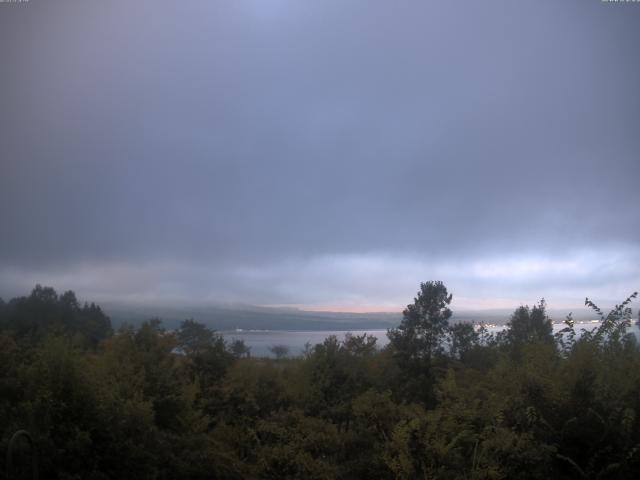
(222, 321, 637, 357)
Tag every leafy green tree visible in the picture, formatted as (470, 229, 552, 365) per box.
(387, 281, 452, 403)
(583, 292, 638, 348)
(347, 389, 399, 478)
(176, 319, 235, 418)
(75, 300, 112, 346)
(506, 299, 553, 347)
(270, 344, 290, 359)
(2, 284, 640, 479)
(342, 332, 378, 356)
(0, 285, 111, 346)
(388, 281, 453, 362)
(448, 322, 478, 361)
(302, 335, 382, 427)
(255, 408, 343, 479)
(230, 338, 251, 358)
(176, 318, 215, 355)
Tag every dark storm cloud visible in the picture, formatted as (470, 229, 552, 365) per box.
(1, 0, 639, 308)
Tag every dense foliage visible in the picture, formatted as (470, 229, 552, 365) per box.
(2, 282, 640, 479)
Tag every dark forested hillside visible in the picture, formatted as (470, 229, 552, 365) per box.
(2, 282, 640, 479)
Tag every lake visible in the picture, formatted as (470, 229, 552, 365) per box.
(222, 329, 390, 357)
(221, 321, 635, 357)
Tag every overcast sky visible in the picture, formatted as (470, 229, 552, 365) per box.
(1, 0, 639, 313)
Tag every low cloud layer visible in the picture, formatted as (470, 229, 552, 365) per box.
(1, 1, 639, 312)
(1, 247, 637, 313)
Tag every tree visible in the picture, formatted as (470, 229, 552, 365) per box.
(342, 332, 378, 357)
(386, 281, 453, 404)
(505, 299, 553, 347)
(448, 322, 479, 361)
(230, 339, 251, 358)
(0, 285, 111, 346)
(176, 318, 215, 355)
(387, 281, 453, 362)
(269, 344, 290, 359)
(176, 319, 234, 397)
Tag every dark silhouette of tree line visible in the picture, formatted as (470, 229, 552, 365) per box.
(1, 282, 639, 479)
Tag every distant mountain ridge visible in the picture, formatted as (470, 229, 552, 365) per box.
(104, 303, 400, 331)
